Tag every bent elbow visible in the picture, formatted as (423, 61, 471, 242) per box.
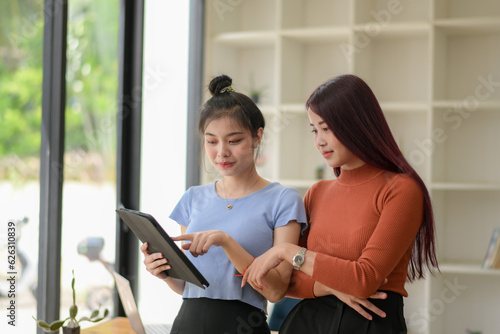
(269, 292, 286, 304)
(266, 287, 287, 304)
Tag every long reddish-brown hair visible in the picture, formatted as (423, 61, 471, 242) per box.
(306, 74, 438, 281)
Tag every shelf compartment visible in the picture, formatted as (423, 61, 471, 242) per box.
(434, 0, 500, 20)
(431, 109, 500, 184)
(279, 37, 350, 105)
(208, 44, 276, 105)
(431, 190, 500, 264)
(353, 34, 430, 103)
(257, 105, 277, 115)
(354, 0, 431, 24)
(207, 0, 277, 34)
(256, 112, 280, 181)
(281, 0, 350, 29)
(384, 112, 429, 181)
(276, 112, 325, 181)
(427, 274, 500, 334)
(279, 104, 307, 114)
(432, 30, 500, 101)
(403, 279, 428, 334)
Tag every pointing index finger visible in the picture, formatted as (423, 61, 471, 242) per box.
(171, 234, 192, 241)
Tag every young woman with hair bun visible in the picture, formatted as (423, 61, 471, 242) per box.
(140, 74, 307, 333)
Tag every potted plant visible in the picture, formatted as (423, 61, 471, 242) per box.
(33, 270, 109, 333)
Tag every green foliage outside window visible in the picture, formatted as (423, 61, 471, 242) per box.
(0, 0, 119, 182)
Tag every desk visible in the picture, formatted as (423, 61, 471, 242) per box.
(81, 317, 135, 334)
(82, 317, 279, 334)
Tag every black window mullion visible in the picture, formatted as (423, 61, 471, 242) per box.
(115, 0, 145, 316)
(37, 0, 68, 332)
(186, 0, 205, 189)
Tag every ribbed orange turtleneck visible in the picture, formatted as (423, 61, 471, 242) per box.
(288, 164, 423, 299)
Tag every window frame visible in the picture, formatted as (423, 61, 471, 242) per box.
(37, 0, 203, 328)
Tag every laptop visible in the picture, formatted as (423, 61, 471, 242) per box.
(112, 271, 172, 334)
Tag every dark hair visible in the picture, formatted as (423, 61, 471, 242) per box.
(306, 74, 438, 281)
(198, 74, 265, 137)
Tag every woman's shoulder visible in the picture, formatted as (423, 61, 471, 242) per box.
(308, 179, 337, 192)
(382, 171, 420, 188)
(185, 182, 216, 197)
(379, 171, 423, 201)
(303, 179, 337, 203)
(263, 182, 301, 198)
(186, 182, 213, 190)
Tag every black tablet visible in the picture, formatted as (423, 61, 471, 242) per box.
(116, 208, 209, 289)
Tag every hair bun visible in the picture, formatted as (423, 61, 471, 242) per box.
(209, 74, 233, 96)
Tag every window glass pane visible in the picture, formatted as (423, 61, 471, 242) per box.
(61, 0, 118, 325)
(0, 1, 43, 332)
(138, 0, 189, 325)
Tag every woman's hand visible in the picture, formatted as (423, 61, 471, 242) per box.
(140, 242, 171, 280)
(241, 245, 285, 290)
(172, 230, 230, 257)
(313, 281, 388, 320)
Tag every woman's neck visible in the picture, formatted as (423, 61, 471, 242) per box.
(219, 168, 264, 198)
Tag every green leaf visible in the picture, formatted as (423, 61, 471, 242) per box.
(89, 315, 107, 323)
(33, 318, 50, 330)
(48, 319, 66, 331)
(71, 269, 76, 304)
(89, 309, 99, 319)
(79, 308, 109, 323)
(33, 316, 67, 332)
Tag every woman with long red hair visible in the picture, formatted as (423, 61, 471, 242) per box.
(243, 74, 439, 333)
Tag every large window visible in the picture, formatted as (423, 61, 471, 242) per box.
(60, 0, 119, 324)
(138, 0, 189, 325)
(1, 1, 192, 331)
(0, 1, 43, 332)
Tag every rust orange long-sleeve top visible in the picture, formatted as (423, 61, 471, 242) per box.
(288, 163, 424, 299)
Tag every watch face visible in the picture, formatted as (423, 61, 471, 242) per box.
(294, 254, 304, 265)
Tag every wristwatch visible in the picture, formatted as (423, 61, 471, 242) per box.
(292, 247, 307, 270)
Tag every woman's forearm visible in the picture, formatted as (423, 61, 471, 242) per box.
(222, 236, 291, 302)
(276, 243, 317, 277)
(162, 276, 186, 295)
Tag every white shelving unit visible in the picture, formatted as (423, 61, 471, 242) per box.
(203, 1, 500, 333)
